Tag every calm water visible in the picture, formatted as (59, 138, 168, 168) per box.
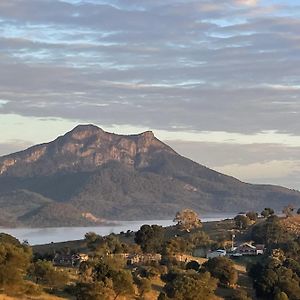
(0, 214, 235, 245)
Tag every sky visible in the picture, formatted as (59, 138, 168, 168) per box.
(0, 0, 300, 189)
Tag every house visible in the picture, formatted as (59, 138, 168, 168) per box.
(53, 253, 88, 267)
(127, 253, 162, 265)
(206, 249, 226, 259)
(255, 244, 265, 255)
(236, 243, 256, 255)
(233, 243, 265, 256)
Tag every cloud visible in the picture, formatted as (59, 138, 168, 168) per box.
(0, 140, 33, 156)
(216, 160, 300, 181)
(235, 0, 259, 6)
(167, 140, 300, 190)
(0, 0, 299, 135)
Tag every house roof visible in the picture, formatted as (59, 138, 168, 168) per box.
(238, 243, 256, 249)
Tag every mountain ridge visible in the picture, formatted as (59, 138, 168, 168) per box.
(1, 124, 300, 227)
(0, 124, 176, 177)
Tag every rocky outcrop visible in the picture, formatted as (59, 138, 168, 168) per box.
(0, 124, 176, 177)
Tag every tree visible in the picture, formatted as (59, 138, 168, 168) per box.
(249, 258, 300, 299)
(234, 215, 251, 230)
(0, 233, 23, 246)
(230, 289, 252, 300)
(29, 259, 69, 290)
(282, 204, 294, 218)
(111, 270, 134, 300)
(76, 258, 134, 300)
(0, 234, 32, 289)
(85, 232, 102, 250)
(135, 224, 165, 253)
(162, 237, 192, 256)
(246, 211, 258, 221)
(203, 257, 238, 286)
(163, 270, 217, 300)
(297, 208, 300, 215)
(188, 231, 211, 248)
(173, 209, 202, 231)
(251, 215, 289, 246)
(261, 208, 275, 218)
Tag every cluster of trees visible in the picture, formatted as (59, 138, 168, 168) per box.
(251, 215, 289, 246)
(133, 223, 211, 257)
(0, 233, 69, 297)
(160, 269, 217, 300)
(85, 232, 132, 254)
(29, 259, 69, 290)
(249, 256, 300, 299)
(74, 257, 135, 300)
(233, 211, 259, 230)
(0, 233, 32, 292)
(247, 212, 300, 299)
(158, 256, 239, 299)
(134, 224, 165, 253)
(133, 209, 210, 258)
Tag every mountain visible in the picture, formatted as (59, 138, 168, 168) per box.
(1, 124, 300, 227)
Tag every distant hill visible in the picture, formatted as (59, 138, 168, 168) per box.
(1, 124, 300, 227)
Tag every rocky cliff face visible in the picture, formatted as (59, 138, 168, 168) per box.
(0, 124, 176, 177)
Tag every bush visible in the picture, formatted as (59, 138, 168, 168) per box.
(202, 257, 238, 286)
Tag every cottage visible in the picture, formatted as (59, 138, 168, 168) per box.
(234, 243, 265, 256)
(53, 253, 88, 267)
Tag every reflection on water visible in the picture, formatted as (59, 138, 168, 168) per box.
(0, 214, 235, 245)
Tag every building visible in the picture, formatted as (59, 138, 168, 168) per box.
(233, 243, 265, 256)
(127, 253, 162, 265)
(53, 253, 88, 267)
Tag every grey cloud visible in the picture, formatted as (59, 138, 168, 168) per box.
(0, 0, 300, 135)
(167, 140, 300, 190)
(166, 141, 300, 166)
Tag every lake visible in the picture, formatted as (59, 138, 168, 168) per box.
(0, 213, 235, 245)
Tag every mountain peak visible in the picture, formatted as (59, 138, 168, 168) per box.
(67, 124, 105, 140)
(140, 130, 155, 138)
(71, 124, 103, 132)
(0, 125, 175, 177)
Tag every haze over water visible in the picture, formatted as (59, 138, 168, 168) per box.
(0, 214, 235, 245)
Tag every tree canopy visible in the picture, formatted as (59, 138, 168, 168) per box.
(173, 209, 202, 231)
